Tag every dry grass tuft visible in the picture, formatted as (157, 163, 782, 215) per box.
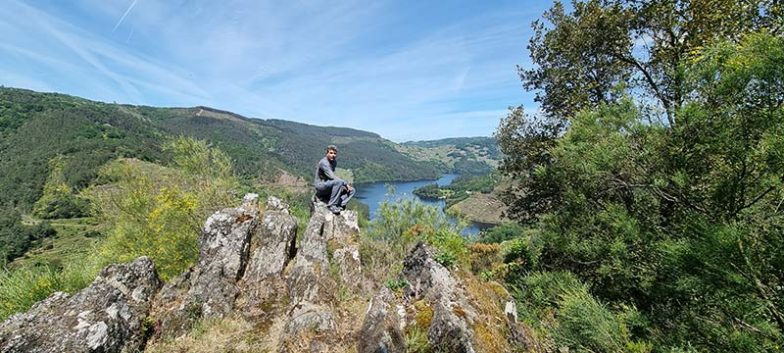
(458, 270, 514, 353)
(413, 300, 434, 329)
(145, 315, 275, 353)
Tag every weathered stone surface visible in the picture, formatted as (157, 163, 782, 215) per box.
(357, 288, 405, 353)
(189, 195, 258, 316)
(428, 301, 475, 353)
(0, 257, 161, 353)
(322, 210, 360, 243)
(240, 196, 298, 317)
(403, 242, 477, 353)
(148, 271, 192, 338)
(333, 245, 362, 288)
(281, 202, 363, 351)
(155, 193, 259, 337)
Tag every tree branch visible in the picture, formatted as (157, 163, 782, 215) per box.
(612, 52, 674, 126)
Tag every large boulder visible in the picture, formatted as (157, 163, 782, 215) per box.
(0, 257, 161, 353)
(238, 196, 298, 318)
(402, 242, 477, 353)
(153, 193, 259, 337)
(357, 288, 405, 353)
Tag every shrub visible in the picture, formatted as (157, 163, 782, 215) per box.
(509, 271, 650, 353)
(366, 199, 464, 263)
(32, 157, 89, 219)
(89, 137, 238, 280)
(479, 222, 525, 244)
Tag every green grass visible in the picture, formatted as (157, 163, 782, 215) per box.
(0, 224, 99, 320)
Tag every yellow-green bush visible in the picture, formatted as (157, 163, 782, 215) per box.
(90, 137, 238, 280)
(32, 157, 89, 219)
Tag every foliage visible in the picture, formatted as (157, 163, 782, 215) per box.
(478, 222, 525, 244)
(411, 183, 444, 200)
(522, 0, 782, 125)
(89, 137, 238, 280)
(32, 157, 89, 219)
(498, 33, 784, 351)
(511, 271, 650, 353)
(0, 261, 96, 320)
(0, 207, 55, 263)
(413, 173, 499, 207)
(466, 243, 503, 278)
(384, 278, 409, 292)
(0, 87, 439, 216)
(452, 159, 493, 175)
(399, 136, 501, 175)
(494, 106, 564, 222)
(364, 199, 468, 270)
(262, 119, 440, 183)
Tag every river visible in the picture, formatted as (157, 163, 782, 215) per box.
(353, 174, 493, 236)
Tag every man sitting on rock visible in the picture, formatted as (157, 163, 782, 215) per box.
(314, 144, 355, 214)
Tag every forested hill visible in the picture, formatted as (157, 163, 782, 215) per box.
(0, 87, 439, 209)
(398, 136, 501, 175)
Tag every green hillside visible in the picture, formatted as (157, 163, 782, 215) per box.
(0, 87, 440, 210)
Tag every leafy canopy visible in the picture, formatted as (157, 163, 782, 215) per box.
(498, 31, 784, 352)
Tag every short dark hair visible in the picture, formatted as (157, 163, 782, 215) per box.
(326, 145, 338, 153)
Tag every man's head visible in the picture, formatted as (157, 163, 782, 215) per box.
(325, 145, 338, 161)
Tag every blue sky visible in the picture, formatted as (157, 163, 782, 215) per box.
(1, 0, 550, 141)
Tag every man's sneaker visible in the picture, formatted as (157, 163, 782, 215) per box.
(328, 205, 342, 214)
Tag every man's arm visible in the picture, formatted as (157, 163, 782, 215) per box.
(319, 159, 340, 181)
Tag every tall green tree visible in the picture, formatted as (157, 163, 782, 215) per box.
(500, 33, 784, 352)
(522, 0, 782, 125)
(500, 0, 782, 222)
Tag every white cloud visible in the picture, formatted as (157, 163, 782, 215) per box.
(0, 0, 547, 140)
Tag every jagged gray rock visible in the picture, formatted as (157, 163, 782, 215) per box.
(281, 206, 336, 352)
(333, 245, 362, 289)
(0, 257, 161, 353)
(357, 288, 405, 353)
(153, 193, 260, 337)
(1, 192, 521, 353)
(239, 196, 298, 318)
(280, 202, 361, 352)
(322, 209, 360, 243)
(403, 242, 477, 353)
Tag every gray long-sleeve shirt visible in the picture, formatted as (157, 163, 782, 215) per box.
(314, 157, 341, 186)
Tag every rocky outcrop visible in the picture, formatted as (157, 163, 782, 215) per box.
(0, 257, 161, 353)
(279, 203, 362, 352)
(237, 196, 298, 319)
(153, 193, 260, 337)
(1, 192, 521, 353)
(403, 243, 477, 353)
(357, 288, 405, 353)
(358, 242, 484, 353)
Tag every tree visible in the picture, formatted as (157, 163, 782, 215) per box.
(499, 33, 784, 351)
(32, 156, 89, 219)
(521, 0, 782, 126)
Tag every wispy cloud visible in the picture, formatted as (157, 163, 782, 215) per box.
(112, 0, 138, 32)
(0, 0, 548, 141)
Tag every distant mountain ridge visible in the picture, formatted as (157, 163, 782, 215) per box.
(0, 87, 441, 209)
